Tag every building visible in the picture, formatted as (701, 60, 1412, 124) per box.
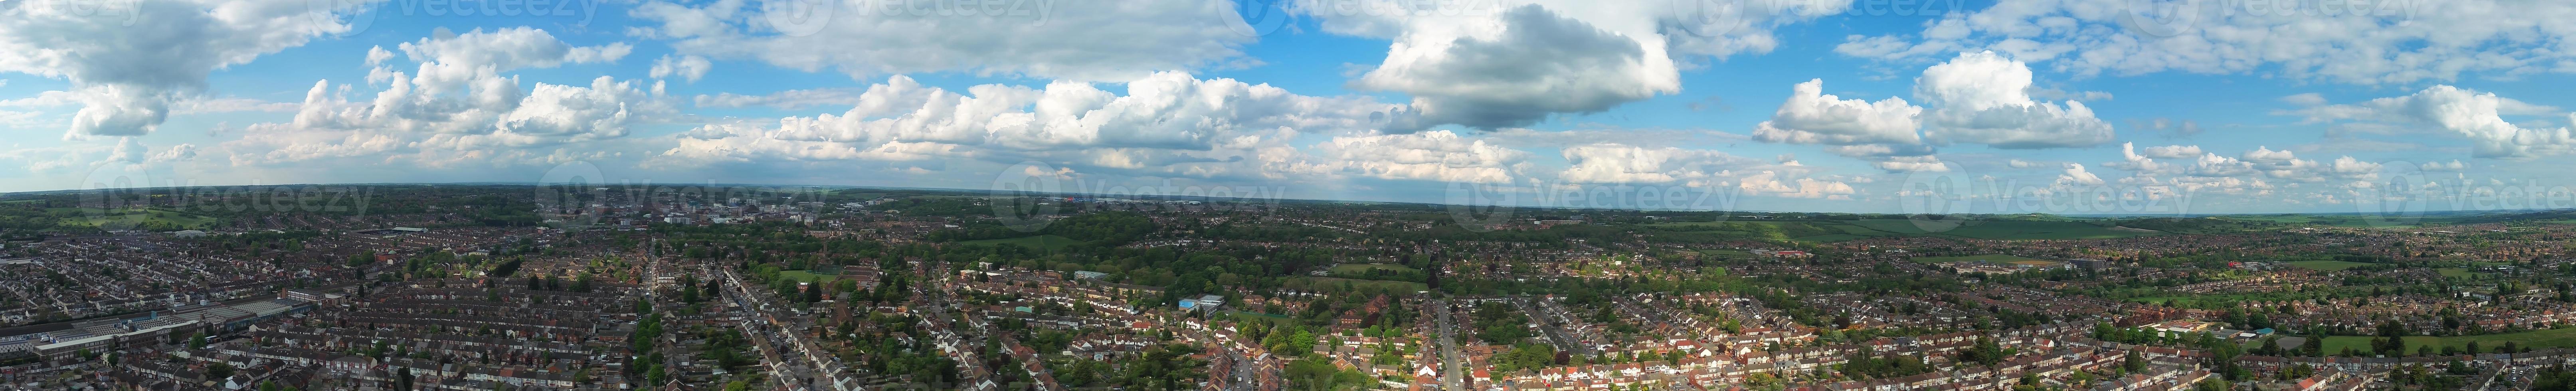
(1178, 294, 1225, 312)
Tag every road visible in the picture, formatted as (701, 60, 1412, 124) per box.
(1429, 298, 1466, 391)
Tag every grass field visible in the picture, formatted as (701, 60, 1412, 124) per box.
(958, 235, 1078, 251)
(1911, 254, 2054, 264)
(2438, 268, 2479, 278)
(1330, 263, 1421, 274)
(45, 207, 216, 230)
(2287, 260, 2377, 271)
(2319, 327, 2576, 355)
(777, 270, 836, 283)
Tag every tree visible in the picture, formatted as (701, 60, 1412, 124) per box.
(191, 333, 208, 350)
(208, 361, 237, 379)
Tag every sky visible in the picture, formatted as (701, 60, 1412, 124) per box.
(4, 0, 2575, 215)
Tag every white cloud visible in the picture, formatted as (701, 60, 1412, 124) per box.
(1314, 130, 1528, 184)
(631, 0, 1250, 82)
(2139, 144, 2201, 159)
(395, 27, 633, 96)
(1872, 155, 1949, 172)
(2295, 85, 2576, 159)
(2055, 163, 2104, 186)
(664, 71, 1409, 181)
(227, 29, 671, 166)
(1342, 5, 1673, 129)
(2105, 142, 2171, 174)
(1310, 1, 1850, 129)
(2420, 160, 2465, 172)
(1556, 144, 1756, 186)
(1914, 51, 2113, 148)
(0, 0, 368, 137)
(1837, 1, 2576, 85)
(650, 55, 713, 83)
(1737, 170, 1855, 199)
(2241, 146, 2297, 162)
(1751, 79, 1921, 146)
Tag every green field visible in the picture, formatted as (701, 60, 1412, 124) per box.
(2319, 327, 2576, 355)
(777, 270, 837, 283)
(1329, 263, 1421, 274)
(2287, 260, 2377, 271)
(958, 235, 1078, 251)
(45, 207, 217, 230)
(2437, 268, 2479, 279)
(1911, 254, 2054, 264)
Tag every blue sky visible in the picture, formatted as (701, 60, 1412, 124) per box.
(4, 0, 2574, 215)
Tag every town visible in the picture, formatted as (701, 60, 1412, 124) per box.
(4, 185, 2576, 391)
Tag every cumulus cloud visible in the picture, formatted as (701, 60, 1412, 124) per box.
(1310, 0, 1851, 129)
(2291, 85, 2576, 159)
(1834, 0, 2576, 85)
(650, 55, 713, 83)
(0, 0, 369, 137)
(226, 28, 670, 166)
(1751, 79, 1921, 146)
(1556, 144, 1756, 186)
(664, 71, 1411, 181)
(1313, 130, 1528, 184)
(1872, 155, 1949, 172)
(2241, 146, 2297, 162)
(1915, 51, 2113, 149)
(2138, 144, 2201, 159)
(2055, 163, 2104, 187)
(1737, 170, 1855, 199)
(2420, 160, 2465, 171)
(1342, 5, 1673, 129)
(395, 27, 633, 96)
